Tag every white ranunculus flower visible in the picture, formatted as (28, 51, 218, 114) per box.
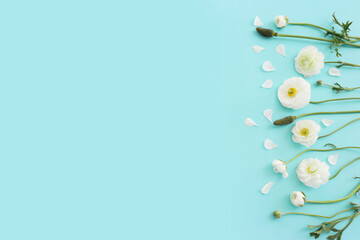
(291, 120, 321, 147)
(290, 191, 306, 207)
(277, 77, 311, 110)
(295, 46, 325, 78)
(275, 15, 289, 28)
(272, 159, 288, 178)
(296, 158, 330, 188)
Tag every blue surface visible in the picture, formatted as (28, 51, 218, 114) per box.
(1, 0, 360, 239)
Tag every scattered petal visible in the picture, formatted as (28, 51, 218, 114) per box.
(275, 44, 286, 56)
(282, 171, 288, 178)
(262, 61, 275, 72)
(254, 16, 263, 26)
(329, 67, 341, 77)
(264, 139, 278, 150)
(263, 109, 273, 122)
(253, 45, 265, 53)
(328, 154, 339, 166)
(244, 117, 258, 127)
(260, 181, 274, 194)
(321, 118, 334, 127)
(262, 80, 273, 88)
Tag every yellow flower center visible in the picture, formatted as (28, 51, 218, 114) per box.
(288, 88, 297, 97)
(300, 128, 309, 136)
(307, 165, 318, 174)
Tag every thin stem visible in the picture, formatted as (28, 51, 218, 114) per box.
(325, 61, 360, 68)
(285, 146, 360, 164)
(283, 208, 355, 219)
(288, 22, 360, 40)
(296, 110, 360, 119)
(330, 156, 360, 180)
(310, 98, 360, 104)
(307, 183, 360, 204)
(318, 117, 360, 139)
(277, 34, 360, 47)
(318, 81, 360, 91)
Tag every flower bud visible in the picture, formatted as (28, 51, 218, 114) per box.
(256, 27, 275, 37)
(273, 210, 282, 218)
(317, 80, 323, 86)
(273, 116, 296, 125)
(275, 16, 289, 28)
(290, 191, 306, 207)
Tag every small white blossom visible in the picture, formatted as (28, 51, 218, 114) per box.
(291, 191, 306, 207)
(277, 77, 311, 109)
(296, 158, 330, 188)
(295, 46, 325, 78)
(275, 15, 289, 28)
(272, 159, 288, 178)
(291, 120, 321, 147)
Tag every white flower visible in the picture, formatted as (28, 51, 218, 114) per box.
(277, 77, 311, 109)
(295, 46, 324, 78)
(296, 158, 330, 188)
(272, 159, 288, 178)
(291, 120, 321, 147)
(275, 15, 289, 28)
(290, 191, 306, 207)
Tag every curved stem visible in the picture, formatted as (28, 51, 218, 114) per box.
(325, 61, 360, 68)
(310, 98, 360, 104)
(307, 183, 360, 204)
(283, 207, 355, 218)
(288, 22, 360, 40)
(330, 156, 360, 180)
(285, 146, 360, 164)
(296, 110, 360, 119)
(318, 118, 360, 139)
(277, 34, 360, 47)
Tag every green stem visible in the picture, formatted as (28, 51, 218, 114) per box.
(283, 208, 355, 218)
(310, 98, 360, 104)
(318, 81, 360, 91)
(277, 34, 360, 47)
(296, 110, 360, 119)
(330, 156, 360, 180)
(318, 117, 360, 139)
(307, 183, 360, 204)
(288, 22, 360, 40)
(285, 146, 360, 164)
(325, 61, 360, 68)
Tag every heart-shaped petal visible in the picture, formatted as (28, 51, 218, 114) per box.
(264, 139, 278, 150)
(262, 61, 275, 72)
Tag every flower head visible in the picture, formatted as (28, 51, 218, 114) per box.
(277, 77, 311, 109)
(296, 158, 330, 188)
(275, 16, 289, 28)
(295, 46, 324, 78)
(272, 159, 288, 178)
(291, 191, 306, 207)
(291, 120, 321, 147)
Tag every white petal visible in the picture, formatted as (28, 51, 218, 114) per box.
(262, 80, 273, 88)
(329, 67, 341, 76)
(264, 139, 278, 150)
(262, 61, 275, 72)
(260, 181, 274, 194)
(244, 117, 258, 127)
(253, 45, 265, 53)
(282, 171, 288, 178)
(328, 154, 339, 166)
(321, 118, 334, 127)
(275, 44, 286, 56)
(263, 109, 273, 122)
(254, 16, 263, 26)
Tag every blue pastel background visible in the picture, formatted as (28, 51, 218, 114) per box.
(1, 0, 360, 239)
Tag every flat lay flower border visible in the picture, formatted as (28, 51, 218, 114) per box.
(249, 14, 360, 239)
